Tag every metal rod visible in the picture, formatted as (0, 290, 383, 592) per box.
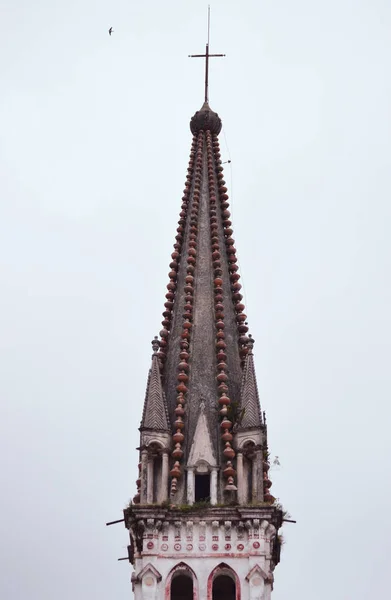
(106, 518, 125, 526)
(205, 43, 209, 102)
(282, 519, 297, 523)
(208, 5, 211, 47)
(117, 557, 129, 561)
(189, 54, 225, 58)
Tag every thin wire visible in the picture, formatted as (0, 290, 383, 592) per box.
(222, 127, 250, 323)
(207, 5, 211, 46)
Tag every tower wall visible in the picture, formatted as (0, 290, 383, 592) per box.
(127, 506, 281, 600)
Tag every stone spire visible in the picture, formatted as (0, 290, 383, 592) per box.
(238, 336, 263, 429)
(152, 111, 256, 500)
(140, 338, 170, 432)
(131, 103, 276, 509)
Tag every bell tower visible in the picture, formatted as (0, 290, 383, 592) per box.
(110, 22, 285, 600)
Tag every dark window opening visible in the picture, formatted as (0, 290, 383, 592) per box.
(243, 441, 255, 504)
(212, 575, 235, 600)
(195, 474, 210, 502)
(171, 574, 193, 600)
(152, 454, 162, 503)
(246, 457, 253, 503)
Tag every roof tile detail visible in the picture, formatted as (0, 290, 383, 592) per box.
(141, 355, 170, 431)
(239, 351, 263, 429)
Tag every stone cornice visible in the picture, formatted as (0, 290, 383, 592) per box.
(125, 504, 282, 528)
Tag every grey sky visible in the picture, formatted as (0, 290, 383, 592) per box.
(1, 0, 390, 598)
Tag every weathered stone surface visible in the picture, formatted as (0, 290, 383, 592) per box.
(188, 401, 217, 468)
(126, 505, 282, 600)
(190, 102, 222, 135)
(141, 355, 170, 432)
(239, 352, 263, 429)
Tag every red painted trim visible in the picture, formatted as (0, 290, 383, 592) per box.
(165, 562, 199, 600)
(207, 563, 241, 600)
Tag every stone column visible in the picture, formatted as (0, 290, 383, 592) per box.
(132, 580, 142, 600)
(187, 468, 195, 505)
(252, 455, 258, 503)
(236, 451, 244, 504)
(255, 448, 264, 502)
(160, 450, 169, 503)
(211, 468, 218, 505)
(140, 449, 148, 504)
(147, 455, 154, 504)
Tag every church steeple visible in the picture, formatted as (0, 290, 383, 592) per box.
(145, 27, 255, 501)
(151, 109, 254, 501)
(117, 19, 284, 600)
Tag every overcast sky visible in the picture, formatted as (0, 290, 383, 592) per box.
(1, 0, 391, 598)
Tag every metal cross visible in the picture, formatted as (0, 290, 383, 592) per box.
(188, 6, 225, 104)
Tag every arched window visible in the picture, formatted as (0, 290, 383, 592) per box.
(243, 441, 256, 503)
(171, 573, 193, 600)
(212, 575, 235, 600)
(166, 563, 198, 600)
(147, 442, 163, 503)
(208, 563, 240, 600)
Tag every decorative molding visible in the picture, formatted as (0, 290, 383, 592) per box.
(136, 563, 162, 583)
(246, 564, 273, 584)
(186, 521, 194, 541)
(212, 520, 219, 542)
(174, 521, 182, 540)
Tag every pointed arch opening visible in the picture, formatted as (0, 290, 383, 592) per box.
(207, 563, 240, 600)
(147, 442, 163, 503)
(166, 562, 198, 600)
(243, 440, 256, 504)
(213, 575, 235, 600)
(171, 574, 193, 600)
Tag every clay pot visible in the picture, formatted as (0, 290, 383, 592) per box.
(223, 444, 236, 459)
(223, 464, 236, 478)
(172, 431, 184, 443)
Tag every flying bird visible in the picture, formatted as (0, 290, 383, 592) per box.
(108, 27, 114, 36)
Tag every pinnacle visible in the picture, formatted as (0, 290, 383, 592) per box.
(140, 354, 170, 431)
(239, 351, 263, 429)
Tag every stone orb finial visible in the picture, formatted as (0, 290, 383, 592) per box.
(190, 102, 222, 135)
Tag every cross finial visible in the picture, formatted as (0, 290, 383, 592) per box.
(188, 6, 225, 104)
